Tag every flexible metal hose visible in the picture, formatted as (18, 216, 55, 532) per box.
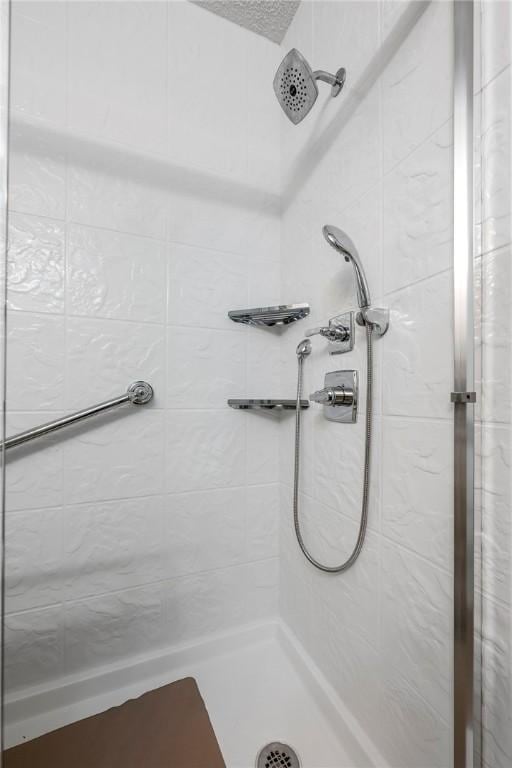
(293, 322, 374, 572)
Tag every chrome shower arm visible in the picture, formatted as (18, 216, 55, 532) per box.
(313, 69, 343, 86)
(313, 67, 346, 97)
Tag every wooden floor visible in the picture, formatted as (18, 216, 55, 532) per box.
(4, 677, 226, 768)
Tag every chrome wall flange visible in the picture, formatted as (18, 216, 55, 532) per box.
(356, 307, 389, 337)
(331, 67, 347, 97)
(127, 381, 154, 405)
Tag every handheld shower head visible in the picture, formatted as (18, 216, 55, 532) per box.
(322, 225, 371, 309)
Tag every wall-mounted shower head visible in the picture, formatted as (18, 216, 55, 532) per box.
(273, 48, 346, 125)
(322, 225, 371, 309)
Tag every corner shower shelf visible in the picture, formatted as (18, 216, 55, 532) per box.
(228, 303, 310, 327)
(228, 399, 309, 411)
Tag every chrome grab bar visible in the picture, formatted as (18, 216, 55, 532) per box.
(2, 380, 153, 451)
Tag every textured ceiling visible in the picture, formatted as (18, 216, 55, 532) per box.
(191, 0, 300, 44)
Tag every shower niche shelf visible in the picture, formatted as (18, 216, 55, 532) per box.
(228, 399, 309, 411)
(228, 303, 310, 328)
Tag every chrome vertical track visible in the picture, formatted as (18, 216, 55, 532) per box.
(0, 1, 12, 762)
(453, 2, 475, 768)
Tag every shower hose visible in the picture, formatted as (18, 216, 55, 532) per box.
(293, 322, 374, 573)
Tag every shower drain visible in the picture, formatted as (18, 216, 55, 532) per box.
(256, 741, 301, 768)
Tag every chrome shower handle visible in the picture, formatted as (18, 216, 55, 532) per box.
(305, 325, 326, 337)
(310, 385, 354, 406)
(305, 324, 349, 342)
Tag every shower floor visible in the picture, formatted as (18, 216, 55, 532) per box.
(6, 622, 381, 768)
(188, 633, 351, 767)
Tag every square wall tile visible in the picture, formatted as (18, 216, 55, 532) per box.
(480, 0, 511, 88)
(10, 1, 66, 125)
(7, 311, 65, 411)
(163, 487, 246, 579)
(313, 415, 381, 532)
(378, 669, 451, 768)
(480, 245, 511, 424)
(8, 121, 66, 219)
(5, 412, 64, 512)
(246, 413, 280, 485)
(6, 506, 63, 612)
(63, 410, 165, 505)
(381, 0, 453, 172)
(64, 585, 164, 675)
(68, 1, 167, 154)
(168, 1, 247, 178)
(480, 423, 512, 606)
(62, 496, 165, 601)
(65, 316, 165, 410)
(5, 605, 64, 691)
(481, 596, 512, 768)
(382, 417, 453, 571)
(8, 212, 65, 314)
(481, 67, 511, 256)
(246, 329, 281, 399)
(161, 565, 246, 646)
(310, 89, 381, 212)
(166, 409, 245, 493)
(245, 558, 279, 621)
(247, 36, 282, 195)
(166, 326, 245, 408)
(383, 121, 453, 294)
(168, 243, 247, 331)
(168, 183, 280, 263)
(245, 484, 279, 561)
(67, 225, 166, 323)
(313, 1, 379, 97)
(381, 541, 452, 723)
(68, 155, 168, 241)
(383, 270, 453, 419)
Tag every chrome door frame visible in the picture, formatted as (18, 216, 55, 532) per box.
(452, 2, 477, 767)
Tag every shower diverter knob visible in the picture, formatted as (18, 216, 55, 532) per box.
(310, 385, 353, 406)
(310, 370, 358, 423)
(305, 311, 354, 354)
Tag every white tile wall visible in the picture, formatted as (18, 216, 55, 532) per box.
(279, 2, 454, 765)
(10, 1, 66, 126)
(8, 122, 66, 219)
(382, 417, 453, 571)
(382, 270, 453, 420)
(476, 4, 512, 765)
(68, 2, 168, 154)
(5, 412, 65, 512)
(8, 212, 65, 314)
(7, 311, 65, 410)
(67, 225, 167, 323)
(380, 0, 453, 172)
(6, 3, 511, 767)
(6, 0, 281, 693)
(382, 120, 453, 294)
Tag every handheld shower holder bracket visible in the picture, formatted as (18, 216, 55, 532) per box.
(356, 307, 389, 338)
(306, 311, 354, 354)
